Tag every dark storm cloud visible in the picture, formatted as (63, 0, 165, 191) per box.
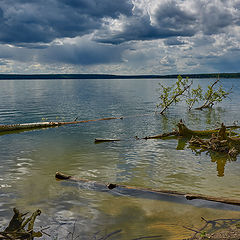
(95, 15, 164, 44)
(0, 45, 34, 62)
(0, 7, 3, 19)
(198, 2, 236, 35)
(96, 1, 197, 44)
(96, 0, 240, 45)
(164, 38, 185, 46)
(202, 51, 240, 72)
(0, 0, 239, 72)
(155, 1, 196, 32)
(0, 0, 133, 45)
(39, 40, 126, 65)
(60, 0, 133, 18)
(0, 39, 127, 65)
(0, 0, 238, 47)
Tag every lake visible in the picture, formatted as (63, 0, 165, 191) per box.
(0, 78, 239, 239)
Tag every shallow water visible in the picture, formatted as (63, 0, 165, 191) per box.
(0, 78, 239, 239)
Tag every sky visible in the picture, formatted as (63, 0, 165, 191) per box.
(0, 0, 239, 75)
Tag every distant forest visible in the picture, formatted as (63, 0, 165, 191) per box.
(0, 73, 240, 80)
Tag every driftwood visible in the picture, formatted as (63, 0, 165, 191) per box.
(93, 120, 240, 158)
(55, 172, 240, 206)
(94, 138, 121, 143)
(0, 208, 42, 240)
(0, 122, 63, 132)
(177, 120, 240, 137)
(177, 120, 222, 137)
(94, 119, 221, 141)
(0, 116, 124, 133)
(94, 120, 235, 141)
(142, 120, 239, 140)
(189, 123, 240, 158)
(143, 131, 178, 139)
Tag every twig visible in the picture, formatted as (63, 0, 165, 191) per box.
(182, 226, 201, 234)
(131, 235, 163, 239)
(98, 229, 122, 240)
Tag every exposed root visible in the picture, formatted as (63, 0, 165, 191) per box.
(1, 208, 42, 239)
(189, 123, 240, 158)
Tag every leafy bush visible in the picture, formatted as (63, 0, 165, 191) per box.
(156, 75, 232, 114)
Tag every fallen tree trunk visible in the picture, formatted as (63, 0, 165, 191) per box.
(143, 120, 238, 140)
(0, 122, 63, 132)
(177, 120, 221, 137)
(0, 116, 124, 133)
(0, 113, 160, 134)
(55, 172, 240, 206)
(93, 120, 240, 157)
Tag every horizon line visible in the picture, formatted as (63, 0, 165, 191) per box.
(0, 72, 239, 80)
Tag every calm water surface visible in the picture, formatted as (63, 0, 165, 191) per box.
(0, 78, 239, 239)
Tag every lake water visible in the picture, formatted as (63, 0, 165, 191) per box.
(0, 78, 239, 239)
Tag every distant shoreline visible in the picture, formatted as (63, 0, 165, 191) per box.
(0, 73, 239, 80)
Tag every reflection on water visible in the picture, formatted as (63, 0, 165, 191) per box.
(190, 145, 238, 177)
(176, 138, 188, 150)
(210, 152, 237, 177)
(0, 79, 239, 239)
(204, 107, 226, 126)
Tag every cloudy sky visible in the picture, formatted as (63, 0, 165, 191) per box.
(0, 0, 239, 74)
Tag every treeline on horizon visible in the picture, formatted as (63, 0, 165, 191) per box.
(0, 72, 240, 80)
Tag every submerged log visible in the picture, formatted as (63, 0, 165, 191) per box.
(55, 172, 240, 206)
(143, 131, 178, 139)
(94, 138, 121, 143)
(0, 116, 124, 133)
(0, 122, 63, 132)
